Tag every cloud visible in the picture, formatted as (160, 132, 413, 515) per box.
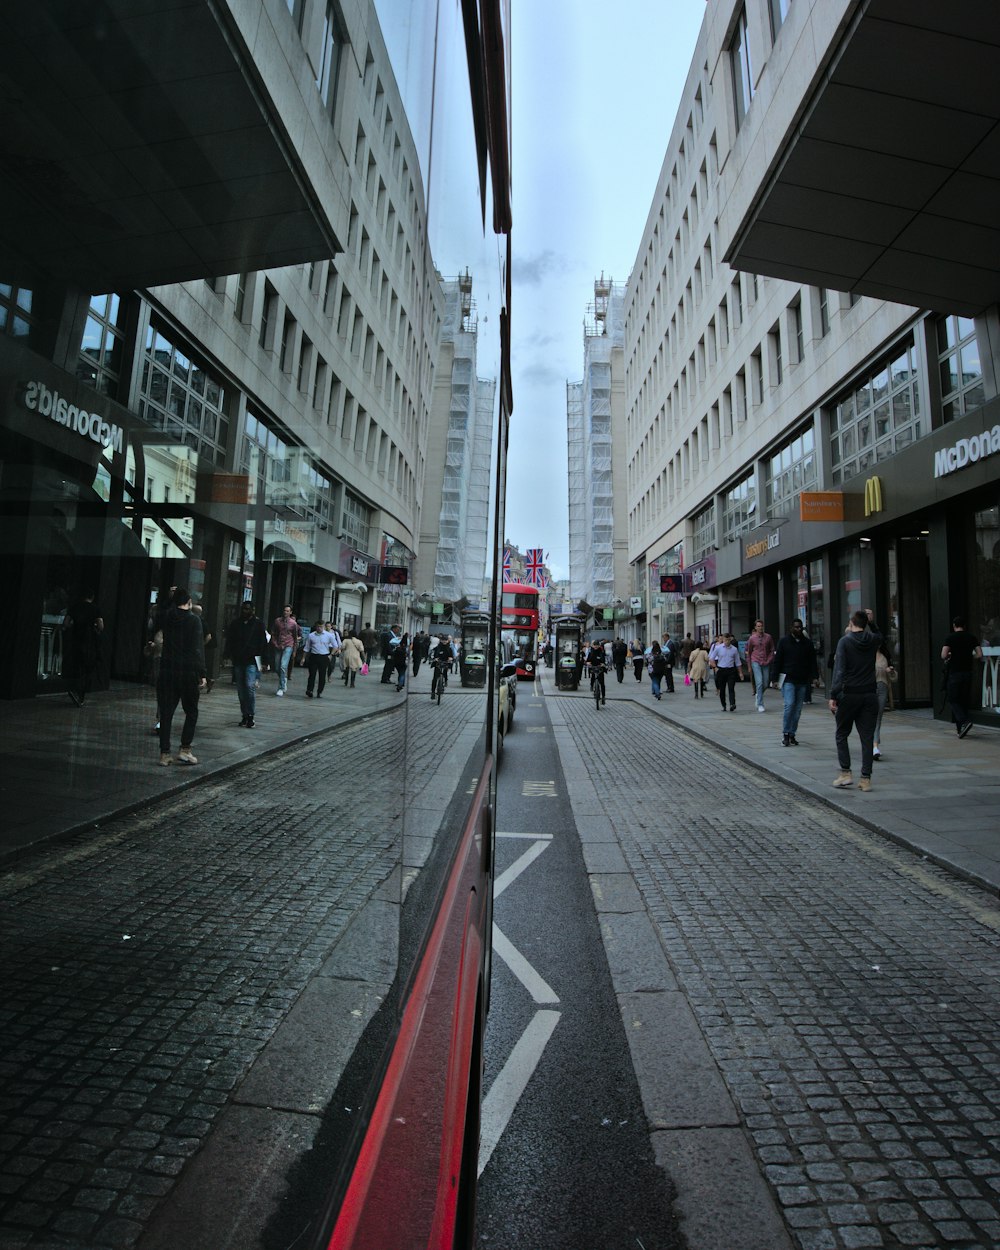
(518, 360, 565, 387)
(513, 249, 567, 286)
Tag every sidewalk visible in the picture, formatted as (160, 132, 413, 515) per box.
(5, 664, 1000, 892)
(0, 664, 402, 863)
(548, 666, 1000, 895)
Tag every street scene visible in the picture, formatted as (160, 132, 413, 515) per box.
(4, 658, 999, 1249)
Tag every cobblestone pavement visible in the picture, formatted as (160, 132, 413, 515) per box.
(559, 697, 1000, 1250)
(0, 691, 482, 1250)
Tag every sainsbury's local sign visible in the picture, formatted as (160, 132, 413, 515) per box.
(22, 379, 124, 454)
(934, 424, 1000, 479)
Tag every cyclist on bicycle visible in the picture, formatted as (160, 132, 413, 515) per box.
(586, 640, 607, 705)
(429, 636, 452, 699)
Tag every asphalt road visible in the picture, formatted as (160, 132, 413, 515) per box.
(476, 677, 681, 1250)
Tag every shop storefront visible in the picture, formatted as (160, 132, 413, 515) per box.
(732, 397, 1000, 721)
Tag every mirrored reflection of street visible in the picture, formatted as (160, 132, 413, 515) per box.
(0, 671, 488, 1250)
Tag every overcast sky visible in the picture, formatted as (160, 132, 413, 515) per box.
(505, 2, 706, 582)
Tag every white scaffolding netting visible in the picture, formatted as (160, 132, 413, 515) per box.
(432, 275, 494, 605)
(567, 278, 625, 608)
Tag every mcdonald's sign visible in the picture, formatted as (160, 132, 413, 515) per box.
(864, 475, 883, 517)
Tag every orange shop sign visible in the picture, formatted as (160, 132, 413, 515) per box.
(800, 491, 845, 522)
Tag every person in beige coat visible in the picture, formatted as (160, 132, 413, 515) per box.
(340, 631, 367, 688)
(687, 640, 710, 698)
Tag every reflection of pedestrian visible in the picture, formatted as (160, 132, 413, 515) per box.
(64, 589, 104, 706)
(381, 624, 402, 684)
(630, 639, 645, 681)
(272, 606, 301, 697)
(687, 640, 709, 698)
(340, 632, 366, 687)
(873, 637, 895, 760)
(711, 634, 743, 711)
(829, 610, 881, 790)
(746, 619, 775, 712)
(156, 589, 206, 766)
(304, 621, 337, 697)
(393, 632, 410, 691)
(774, 619, 819, 746)
(225, 601, 267, 729)
(941, 616, 983, 738)
(611, 638, 628, 683)
(647, 641, 665, 701)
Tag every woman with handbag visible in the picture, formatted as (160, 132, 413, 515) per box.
(340, 630, 367, 688)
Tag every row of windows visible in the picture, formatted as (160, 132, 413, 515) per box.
(0, 283, 35, 341)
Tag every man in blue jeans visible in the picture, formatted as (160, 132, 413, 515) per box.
(773, 619, 820, 746)
(225, 601, 268, 728)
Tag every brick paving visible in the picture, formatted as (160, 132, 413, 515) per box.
(558, 694, 1000, 1250)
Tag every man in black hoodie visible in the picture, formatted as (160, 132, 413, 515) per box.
(157, 588, 206, 766)
(829, 609, 881, 791)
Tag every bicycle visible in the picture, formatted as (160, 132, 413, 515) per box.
(431, 662, 447, 704)
(592, 663, 606, 709)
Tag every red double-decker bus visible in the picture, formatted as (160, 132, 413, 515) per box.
(501, 582, 541, 680)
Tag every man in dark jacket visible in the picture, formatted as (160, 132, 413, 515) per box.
(225, 601, 268, 729)
(774, 619, 820, 747)
(829, 610, 881, 791)
(157, 588, 206, 766)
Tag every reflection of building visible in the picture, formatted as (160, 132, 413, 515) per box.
(567, 277, 628, 617)
(623, 0, 1000, 717)
(0, 2, 483, 696)
(416, 273, 496, 618)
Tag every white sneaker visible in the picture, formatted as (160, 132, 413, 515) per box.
(276, 689, 284, 697)
(757, 706, 765, 712)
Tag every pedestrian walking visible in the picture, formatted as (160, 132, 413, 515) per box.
(303, 620, 337, 697)
(773, 618, 820, 746)
(393, 631, 410, 691)
(340, 631, 366, 687)
(873, 639, 896, 760)
(941, 615, 983, 738)
(381, 624, 402, 684)
(156, 588, 206, 766)
(746, 619, 776, 712)
(630, 638, 645, 681)
(659, 633, 676, 692)
(829, 610, 881, 790)
(360, 622, 379, 666)
(679, 633, 695, 668)
(710, 633, 743, 711)
(225, 601, 267, 728)
(271, 605, 301, 697)
(687, 639, 709, 698)
(611, 637, 628, 683)
(63, 587, 104, 707)
(647, 640, 666, 700)
(324, 622, 343, 683)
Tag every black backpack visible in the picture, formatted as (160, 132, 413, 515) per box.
(651, 653, 666, 676)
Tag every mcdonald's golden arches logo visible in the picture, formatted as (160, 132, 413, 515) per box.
(864, 475, 883, 517)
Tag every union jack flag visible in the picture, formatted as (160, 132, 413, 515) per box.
(502, 546, 512, 575)
(525, 547, 546, 587)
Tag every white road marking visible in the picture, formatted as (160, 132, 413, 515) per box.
(494, 838, 551, 899)
(496, 831, 554, 840)
(492, 923, 560, 1004)
(478, 1008, 561, 1176)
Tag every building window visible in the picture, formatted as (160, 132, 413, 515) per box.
(937, 314, 984, 424)
(235, 273, 248, 322)
(829, 339, 921, 484)
(139, 325, 228, 465)
(730, 7, 754, 130)
(342, 491, 372, 552)
(769, 322, 783, 385)
(260, 282, 276, 350)
(0, 283, 37, 342)
(317, 4, 342, 111)
(722, 474, 756, 544)
(791, 299, 803, 363)
(692, 503, 716, 561)
(768, 0, 791, 40)
(766, 426, 816, 518)
(77, 293, 126, 398)
(818, 288, 830, 338)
